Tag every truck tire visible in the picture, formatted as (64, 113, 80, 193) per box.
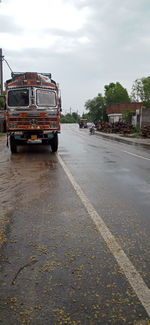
(0, 121, 4, 133)
(10, 136, 17, 153)
(50, 133, 58, 152)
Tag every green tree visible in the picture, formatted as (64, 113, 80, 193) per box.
(0, 97, 4, 108)
(61, 112, 80, 123)
(104, 82, 130, 107)
(122, 110, 134, 123)
(85, 93, 106, 122)
(72, 112, 80, 122)
(82, 112, 91, 120)
(131, 76, 150, 107)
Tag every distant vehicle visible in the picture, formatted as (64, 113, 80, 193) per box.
(79, 118, 87, 128)
(89, 124, 96, 135)
(5, 72, 61, 153)
(87, 122, 94, 128)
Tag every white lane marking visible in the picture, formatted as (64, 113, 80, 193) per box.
(95, 133, 150, 161)
(57, 153, 150, 317)
(121, 150, 150, 161)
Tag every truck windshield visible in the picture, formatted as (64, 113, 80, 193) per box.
(36, 89, 56, 107)
(8, 89, 29, 107)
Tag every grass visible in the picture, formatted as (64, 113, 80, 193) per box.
(131, 126, 142, 138)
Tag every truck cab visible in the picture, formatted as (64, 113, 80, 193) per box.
(79, 119, 87, 128)
(6, 72, 61, 153)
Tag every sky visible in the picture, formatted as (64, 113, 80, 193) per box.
(0, 0, 150, 115)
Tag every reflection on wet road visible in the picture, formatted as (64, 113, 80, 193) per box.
(0, 136, 58, 245)
(0, 126, 150, 324)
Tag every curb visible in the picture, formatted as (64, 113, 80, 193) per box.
(95, 131, 150, 147)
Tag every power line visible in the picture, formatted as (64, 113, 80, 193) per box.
(3, 58, 13, 73)
(0, 49, 14, 94)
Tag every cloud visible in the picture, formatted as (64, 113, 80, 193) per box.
(0, 15, 21, 33)
(1, 0, 90, 32)
(1, 0, 150, 113)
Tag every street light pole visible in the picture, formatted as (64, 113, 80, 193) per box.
(0, 48, 3, 95)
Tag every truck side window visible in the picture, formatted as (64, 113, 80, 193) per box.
(8, 89, 29, 107)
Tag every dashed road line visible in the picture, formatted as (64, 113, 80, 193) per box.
(57, 153, 150, 317)
(96, 135, 150, 160)
(121, 150, 150, 161)
(96, 134, 150, 161)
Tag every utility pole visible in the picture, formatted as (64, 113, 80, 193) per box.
(0, 48, 3, 95)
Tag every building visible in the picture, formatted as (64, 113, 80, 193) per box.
(107, 103, 143, 124)
(107, 102, 150, 128)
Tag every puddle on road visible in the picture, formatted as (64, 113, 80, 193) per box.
(105, 160, 116, 164)
(0, 141, 59, 247)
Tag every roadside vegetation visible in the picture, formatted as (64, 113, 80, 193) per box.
(131, 76, 150, 107)
(61, 112, 80, 123)
(131, 126, 142, 137)
(0, 96, 6, 134)
(62, 76, 150, 126)
(0, 97, 4, 108)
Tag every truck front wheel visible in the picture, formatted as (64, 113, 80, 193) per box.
(50, 133, 58, 152)
(10, 136, 17, 153)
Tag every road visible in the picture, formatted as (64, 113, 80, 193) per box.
(0, 124, 150, 325)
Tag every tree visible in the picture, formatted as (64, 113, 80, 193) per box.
(61, 112, 80, 123)
(122, 110, 134, 123)
(104, 82, 130, 107)
(72, 112, 80, 122)
(0, 96, 5, 108)
(131, 77, 150, 107)
(82, 112, 91, 120)
(85, 93, 107, 122)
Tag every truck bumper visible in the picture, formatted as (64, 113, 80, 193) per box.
(8, 130, 58, 143)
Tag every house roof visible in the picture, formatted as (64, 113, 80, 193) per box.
(107, 102, 143, 114)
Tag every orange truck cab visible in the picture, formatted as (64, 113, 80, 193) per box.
(79, 119, 87, 128)
(6, 72, 61, 153)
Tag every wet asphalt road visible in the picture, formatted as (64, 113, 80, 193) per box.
(0, 124, 150, 324)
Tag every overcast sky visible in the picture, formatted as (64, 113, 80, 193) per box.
(0, 0, 150, 114)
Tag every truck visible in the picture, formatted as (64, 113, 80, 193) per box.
(79, 118, 87, 128)
(5, 72, 61, 153)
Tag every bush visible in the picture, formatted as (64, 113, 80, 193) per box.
(132, 126, 142, 137)
(0, 97, 4, 108)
